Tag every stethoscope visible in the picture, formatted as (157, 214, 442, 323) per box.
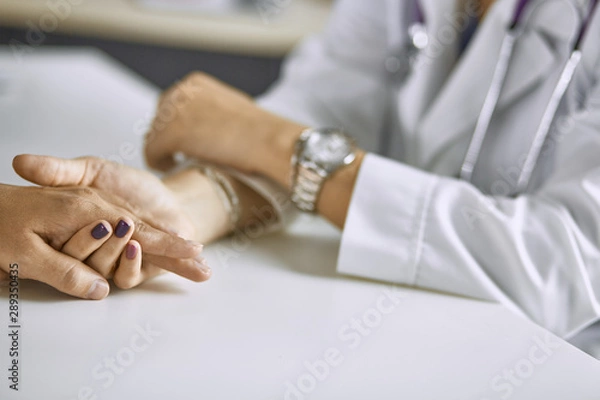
(392, 0, 599, 194)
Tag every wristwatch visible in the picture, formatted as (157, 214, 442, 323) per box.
(290, 128, 358, 212)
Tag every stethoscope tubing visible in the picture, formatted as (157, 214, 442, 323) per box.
(459, 0, 598, 194)
(516, 49, 583, 193)
(459, 30, 519, 183)
(385, 0, 597, 193)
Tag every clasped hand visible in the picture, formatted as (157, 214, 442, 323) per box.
(2, 73, 307, 300)
(0, 155, 211, 300)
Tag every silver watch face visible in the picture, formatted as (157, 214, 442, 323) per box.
(304, 130, 354, 168)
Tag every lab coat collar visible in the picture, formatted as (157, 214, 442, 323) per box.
(415, 0, 582, 169)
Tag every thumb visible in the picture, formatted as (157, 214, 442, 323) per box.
(30, 238, 110, 300)
(13, 154, 104, 187)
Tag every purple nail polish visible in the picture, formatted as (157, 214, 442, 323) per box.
(91, 223, 109, 240)
(115, 220, 131, 238)
(126, 243, 138, 260)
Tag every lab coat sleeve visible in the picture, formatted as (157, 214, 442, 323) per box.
(339, 80, 600, 339)
(256, 0, 389, 152)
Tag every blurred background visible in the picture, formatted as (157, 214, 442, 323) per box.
(0, 0, 333, 96)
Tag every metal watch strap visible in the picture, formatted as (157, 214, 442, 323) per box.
(291, 163, 327, 212)
(290, 128, 356, 212)
(289, 129, 311, 190)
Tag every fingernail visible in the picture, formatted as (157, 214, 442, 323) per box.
(126, 243, 138, 260)
(115, 220, 131, 238)
(186, 240, 204, 251)
(194, 256, 211, 274)
(87, 279, 109, 300)
(91, 223, 109, 240)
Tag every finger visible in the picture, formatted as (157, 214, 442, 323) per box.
(143, 253, 211, 283)
(13, 154, 104, 187)
(115, 262, 168, 290)
(14, 154, 204, 262)
(29, 237, 110, 300)
(61, 220, 112, 261)
(87, 217, 135, 278)
(113, 240, 143, 289)
(13, 154, 149, 226)
(113, 242, 170, 290)
(14, 156, 143, 211)
(132, 221, 204, 259)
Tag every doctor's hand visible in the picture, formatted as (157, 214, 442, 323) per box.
(144, 72, 306, 187)
(143, 72, 366, 228)
(0, 183, 203, 300)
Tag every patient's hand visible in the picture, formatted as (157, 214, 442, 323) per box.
(59, 219, 169, 290)
(0, 183, 207, 300)
(52, 219, 154, 290)
(13, 154, 214, 278)
(0, 218, 160, 293)
(13, 154, 196, 240)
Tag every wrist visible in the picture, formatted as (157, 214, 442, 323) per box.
(255, 116, 306, 189)
(281, 125, 365, 222)
(317, 149, 366, 228)
(163, 167, 280, 242)
(163, 168, 231, 243)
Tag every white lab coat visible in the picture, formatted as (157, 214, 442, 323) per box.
(256, 0, 600, 357)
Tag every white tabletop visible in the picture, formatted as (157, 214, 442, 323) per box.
(1, 48, 599, 400)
